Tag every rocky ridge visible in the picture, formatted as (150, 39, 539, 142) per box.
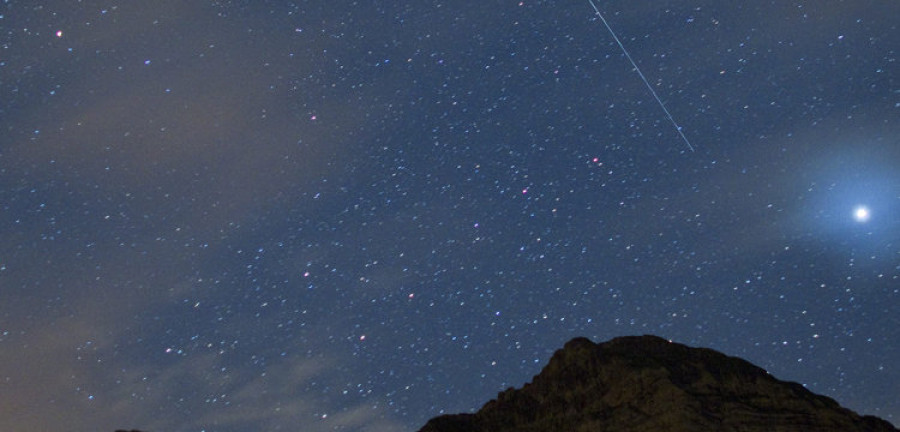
(419, 335, 897, 432)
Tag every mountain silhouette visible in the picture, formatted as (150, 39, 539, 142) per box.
(419, 335, 897, 432)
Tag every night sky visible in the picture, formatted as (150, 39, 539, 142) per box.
(2, 1, 898, 431)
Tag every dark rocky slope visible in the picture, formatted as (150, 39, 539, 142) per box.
(419, 335, 897, 432)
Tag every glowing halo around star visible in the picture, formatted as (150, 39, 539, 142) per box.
(853, 205, 871, 223)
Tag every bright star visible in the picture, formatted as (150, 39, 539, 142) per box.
(853, 206, 870, 223)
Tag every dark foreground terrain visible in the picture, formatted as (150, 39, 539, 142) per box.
(419, 335, 897, 432)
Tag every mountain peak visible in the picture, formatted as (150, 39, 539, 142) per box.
(420, 335, 897, 432)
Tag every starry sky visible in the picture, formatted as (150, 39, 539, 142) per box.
(1, 1, 898, 431)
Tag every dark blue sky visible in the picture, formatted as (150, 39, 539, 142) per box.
(1, 1, 898, 431)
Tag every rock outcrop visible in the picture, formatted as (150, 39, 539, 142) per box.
(419, 335, 897, 432)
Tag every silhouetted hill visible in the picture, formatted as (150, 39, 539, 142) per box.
(419, 335, 898, 432)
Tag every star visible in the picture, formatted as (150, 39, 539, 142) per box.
(853, 206, 871, 223)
